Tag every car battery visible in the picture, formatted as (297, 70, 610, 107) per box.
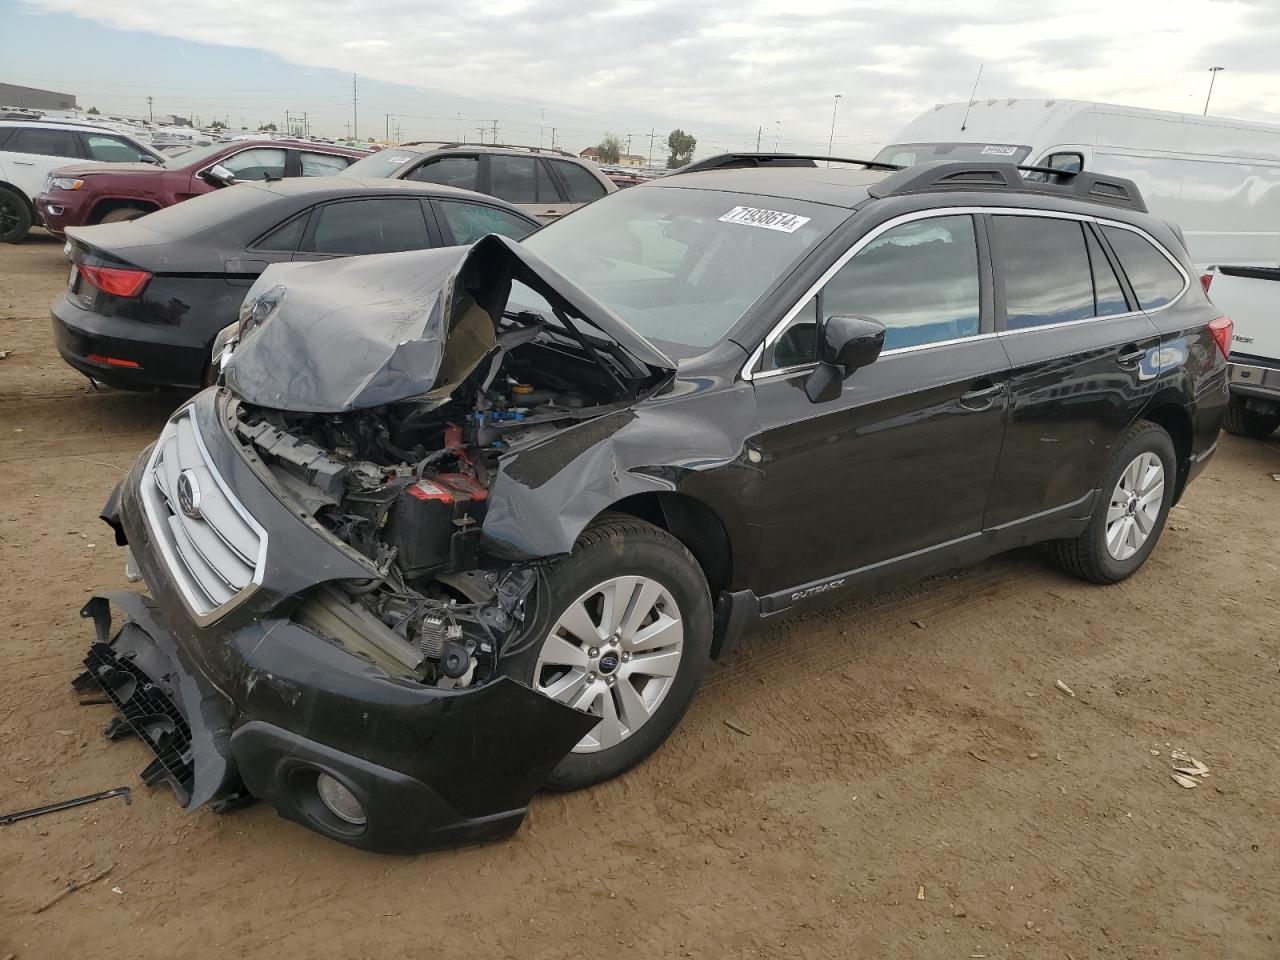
(386, 473, 488, 575)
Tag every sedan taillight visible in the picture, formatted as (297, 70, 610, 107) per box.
(79, 264, 152, 298)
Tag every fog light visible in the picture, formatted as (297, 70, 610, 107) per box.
(316, 773, 366, 825)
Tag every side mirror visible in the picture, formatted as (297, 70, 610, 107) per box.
(201, 163, 236, 187)
(804, 315, 886, 403)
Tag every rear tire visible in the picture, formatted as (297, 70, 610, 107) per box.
(1222, 396, 1280, 439)
(0, 187, 31, 243)
(502, 515, 712, 791)
(97, 206, 150, 224)
(1051, 421, 1176, 584)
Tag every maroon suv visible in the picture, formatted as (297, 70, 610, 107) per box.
(36, 140, 366, 236)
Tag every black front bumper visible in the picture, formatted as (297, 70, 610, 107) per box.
(77, 591, 594, 853)
(85, 395, 595, 853)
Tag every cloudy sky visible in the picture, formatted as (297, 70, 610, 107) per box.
(5, 0, 1279, 156)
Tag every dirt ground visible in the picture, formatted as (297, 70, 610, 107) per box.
(1, 230, 1277, 960)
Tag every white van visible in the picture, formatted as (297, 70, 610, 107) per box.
(875, 99, 1280, 270)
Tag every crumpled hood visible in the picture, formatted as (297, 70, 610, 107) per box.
(222, 234, 674, 413)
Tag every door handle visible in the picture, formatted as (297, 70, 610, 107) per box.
(1116, 344, 1147, 366)
(960, 379, 1004, 409)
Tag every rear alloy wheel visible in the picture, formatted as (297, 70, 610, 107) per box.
(1223, 396, 1280, 440)
(0, 188, 32, 243)
(1051, 421, 1176, 584)
(97, 206, 150, 224)
(505, 515, 712, 791)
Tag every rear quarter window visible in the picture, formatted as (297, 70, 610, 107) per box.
(1101, 226, 1186, 310)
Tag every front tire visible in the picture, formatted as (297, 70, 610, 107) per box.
(1223, 396, 1280, 440)
(1051, 421, 1176, 584)
(97, 206, 150, 224)
(502, 515, 712, 791)
(0, 188, 31, 243)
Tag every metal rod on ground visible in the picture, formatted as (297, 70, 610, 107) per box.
(33, 864, 114, 915)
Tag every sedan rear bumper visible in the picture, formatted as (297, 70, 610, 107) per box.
(52, 296, 209, 390)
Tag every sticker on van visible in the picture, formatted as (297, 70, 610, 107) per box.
(719, 206, 811, 233)
(980, 145, 1020, 157)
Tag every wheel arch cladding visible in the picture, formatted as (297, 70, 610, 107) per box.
(608, 491, 732, 599)
(1138, 402, 1193, 500)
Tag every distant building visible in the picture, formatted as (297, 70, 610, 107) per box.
(579, 147, 602, 161)
(618, 154, 646, 168)
(0, 83, 77, 111)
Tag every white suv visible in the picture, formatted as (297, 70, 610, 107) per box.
(0, 119, 164, 242)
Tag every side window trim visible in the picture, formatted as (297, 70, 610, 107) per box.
(1084, 220, 1137, 313)
(743, 206, 1191, 380)
(537, 157, 570, 202)
(248, 207, 315, 252)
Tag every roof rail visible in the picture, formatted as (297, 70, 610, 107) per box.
(413, 141, 579, 158)
(868, 161, 1147, 212)
(670, 152, 904, 176)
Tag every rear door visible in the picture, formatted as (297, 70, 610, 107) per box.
(485, 154, 567, 222)
(403, 153, 480, 192)
(745, 211, 1011, 600)
(290, 196, 436, 263)
(546, 158, 609, 214)
(983, 211, 1165, 529)
(4, 126, 86, 200)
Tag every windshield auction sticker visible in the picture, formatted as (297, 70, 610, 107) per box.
(719, 206, 811, 233)
(980, 145, 1019, 156)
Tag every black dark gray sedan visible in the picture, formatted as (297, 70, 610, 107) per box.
(50, 176, 541, 390)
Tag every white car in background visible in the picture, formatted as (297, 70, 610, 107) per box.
(0, 119, 165, 242)
(1202, 266, 1280, 439)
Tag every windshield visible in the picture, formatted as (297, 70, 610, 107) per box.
(873, 142, 1032, 166)
(164, 142, 230, 169)
(344, 149, 426, 178)
(508, 187, 843, 355)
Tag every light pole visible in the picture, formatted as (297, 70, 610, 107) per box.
(827, 94, 842, 166)
(774, 120, 781, 150)
(1204, 66, 1225, 116)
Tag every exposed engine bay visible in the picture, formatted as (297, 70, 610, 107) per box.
(230, 325, 652, 690)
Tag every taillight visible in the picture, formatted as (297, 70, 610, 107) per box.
(1200, 272, 1214, 293)
(79, 263, 151, 298)
(1208, 316, 1232, 358)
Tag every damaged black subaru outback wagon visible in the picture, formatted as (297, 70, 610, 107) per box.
(81, 155, 1230, 852)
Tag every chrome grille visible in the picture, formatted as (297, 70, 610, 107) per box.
(141, 406, 266, 622)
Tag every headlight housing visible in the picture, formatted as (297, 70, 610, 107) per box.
(236, 283, 286, 340)
(49, 177, 85, 191)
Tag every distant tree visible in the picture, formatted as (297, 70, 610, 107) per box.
(595, 133, 624, 164)
(667, 129, 696, 168)
(210, 119, 227, 130)
(87, 106, 100, 115)
(258, 122, 278, 132)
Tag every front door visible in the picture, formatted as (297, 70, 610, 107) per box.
(743, 212, 1010, 605)
(982, 212, 1164, 528)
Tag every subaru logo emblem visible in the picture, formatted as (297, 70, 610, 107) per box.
(176, 470, 203, 520)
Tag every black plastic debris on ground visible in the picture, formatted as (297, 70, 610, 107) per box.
(73, 642, 195, 805)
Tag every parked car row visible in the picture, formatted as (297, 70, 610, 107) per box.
(67, 152, 1232, 852)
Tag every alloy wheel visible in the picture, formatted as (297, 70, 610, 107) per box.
(1105, 451, 1165, 561)
(534, 575, 684, 753)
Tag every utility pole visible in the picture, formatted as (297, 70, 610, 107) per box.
(456, 112, 462, 142)
(625, 133, 633, 156)
(146, 96, 153, 122)
(477, 126, 487, 144)
(551, 127, 556, 149)
(540, 108, 545, 148)
(1204, 66, 1225, 116)
(827, 93, 843, 166)
(775, 120, 780, 150)
(492, 119, 499, 144)
(385, 113, 390, 141)
(755, 126, 762, 151)
(647, 127, 657, 167)
(351, 73, 358, 141)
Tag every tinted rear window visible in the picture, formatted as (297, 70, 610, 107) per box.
(10, 128, 81, 158)
(551, 159, 607, 202)
(995, 216, 1095, 329)
(304, 197, 430, 254)
(1102, 226, 1185, 310)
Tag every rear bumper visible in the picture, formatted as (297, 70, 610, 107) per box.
(52, 296, 208, 390)
(1228, 357, 1280, 403)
